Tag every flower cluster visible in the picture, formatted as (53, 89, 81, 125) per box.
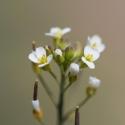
(28, 27, 105, 125)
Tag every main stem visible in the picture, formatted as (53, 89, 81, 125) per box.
(57, 68, 65, 125)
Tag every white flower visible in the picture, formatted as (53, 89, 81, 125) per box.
(89, 76, 101, 88)
(81, 46, 100, 69)
(28, 47, 53, 67)
(32, 100, 41, 112)
(87, 35, 106, 53)
(54, 49, 63, 56)
(69, 63, 80, 75)
(45, 27, 71, 38)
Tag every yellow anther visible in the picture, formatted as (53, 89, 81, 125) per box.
(86, 54, 93, 62)
(39, 55, 47, 64)
(91, 43, 97, 48)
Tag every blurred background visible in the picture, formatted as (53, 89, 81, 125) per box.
(0, 0, 125, 125)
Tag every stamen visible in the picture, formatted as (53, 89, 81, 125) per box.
(92, 43, 97, 48)
(32, 41, 36, 51)
(39, 55, 47, 64)
(86, 54, 93, 61)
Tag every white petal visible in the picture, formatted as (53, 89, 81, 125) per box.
(45, 27, 61, 37)
(47, 54, 53, 64)
(87, 35, 106, 53)
(84, 46, 100, 61)
(36, 47, 46, 58)
(89, 76, 101, 87)
(97, 44, 106, 53)
(87, 36, 91, 41)
(50, 27, 61, 34)
(28, 52, 39, 63)
(91, 49, 100, 61)
(84, 46, 93, 56)
(81, 57, 95, 69)
(38, 63, 48, 67)
(62, 28, 71, 35)
(45, 27, 71, 37)
(32, 100, 40, 111)
(88, 35, 102, 45)
(45, 33, 55, 37)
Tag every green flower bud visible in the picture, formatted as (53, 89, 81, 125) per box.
(65, 47, 74, 61)
(86, 86, 96, 97)
(68, 73, 77, 84)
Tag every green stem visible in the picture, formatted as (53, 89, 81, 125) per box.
(39, 121, 45, 125)
(57, 67, 65, 125)
(37, 74, 57, 108)
(63, 82, 71, 93)
(63, 96, 91, 122)
(49, 70, 59, 84)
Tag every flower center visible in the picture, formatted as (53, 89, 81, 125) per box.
(86, 54, 93, 62)
(39, 55, 47, 64)
(55, 31, 63, 38)
(91, 43, 97, 48)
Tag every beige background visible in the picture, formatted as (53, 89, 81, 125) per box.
(0, 0, 125, 125)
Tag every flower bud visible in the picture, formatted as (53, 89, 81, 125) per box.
(32, 100, 41, 112)
(54, 49, 63, 56)
(32, 100, 43, 121)
(86, 87, 96, 96)
(54, 48, 65, 63)
(86, 76, 101, 96)
(69, 63, 80, 75)
(89, 76, 101, 88)
(65, 47, 74, 61)
(32, 81, 43, 121)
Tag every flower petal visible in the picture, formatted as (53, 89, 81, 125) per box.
(91, 50, 100, 61)
(81, 57, 95, 69)
(45, 33, 55, 37)
(28, 52, 39, 63)
(36, 47, 46, 58)
(45, 27, 61, 37)
(38, 63, 48, 68)
(45, 27, 71, 37)
(50, 27, 61, 34)
(97, 44, 106, 53)
(88, 35, 102, 45)
(84, 46, 100, 61)
(62, 28, 71, 35)
(87, 35, 106, 53)
(47, 54, 53, 64)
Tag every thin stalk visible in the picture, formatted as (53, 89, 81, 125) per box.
(75, 106, 79, 125)
(39, 121, 45, 125)
(37, 74, 57, 108)
(63, 96, 91, 122)
(63, 82, 71, 93)
(49, 70, 59, 84)
(57, 67, 65, 125)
